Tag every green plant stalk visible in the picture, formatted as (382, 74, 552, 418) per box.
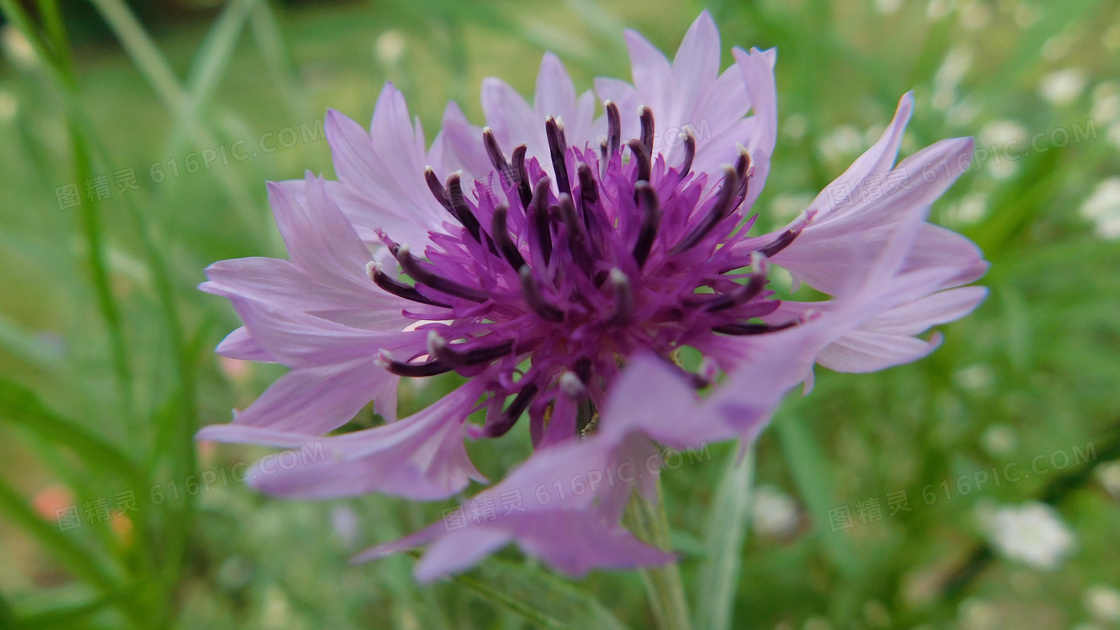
(26, 0, 136, 428)
(624, 481, 693, 630)
(5, 1, 202, 624)
(0, 478, 123, 599)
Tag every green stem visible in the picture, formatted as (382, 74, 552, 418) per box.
(624, 481, 693, 630)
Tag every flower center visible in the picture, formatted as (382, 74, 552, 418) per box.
(371, 103, 803, 440)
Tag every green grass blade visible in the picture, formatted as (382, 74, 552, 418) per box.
(85, 0, 187, 107)
(0, 477, 123, 593)
(774, 411, 860, 576)
(0, 310, 61, 370)
(248, 0, 310, 120)
(0, 591, 13, 628)
(0, 377, 147, 489)
(164, 0, 258, 154)
(88, 0, 265, 241)
(13, 593, 119, 629)
(450, 557, 630, 630)
(693, 445, 755, 630)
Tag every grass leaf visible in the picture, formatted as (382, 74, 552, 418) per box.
(452, 557, 630, 630)
(693, 445, 755, 630)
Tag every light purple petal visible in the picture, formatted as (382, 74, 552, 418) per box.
(215, 326, 275, 362)
(230, 297, 416, 368)
(668, 10, 721, 130)
(222, 357, 392, 434)
(248, 379, 487, 500)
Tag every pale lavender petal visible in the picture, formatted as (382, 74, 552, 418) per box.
(249, 380, 488, 500)
(432, 101, 490, 180)
(816, 330, 942, 373)
(535, 52, 578, 125)
(215, 326, 275, 362)
(247, 358, 387, 433)
(624, 28, 671, 119)
(481, 77, 541, 158)
(668, 10, 721, 129)
(230, 296, 416, 368)
(732, 47, 778, 160)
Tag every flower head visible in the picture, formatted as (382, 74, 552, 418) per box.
(198, 11, 988, 581)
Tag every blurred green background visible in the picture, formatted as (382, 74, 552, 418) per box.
(1, 0, 1119, 628)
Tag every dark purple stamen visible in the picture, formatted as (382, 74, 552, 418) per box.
(425, 167, 451, 211)
(712, 320, 798, 335)
(368, 263, 451, 308)
(669, 166, 740, 255)
(607, 268, 634, 327)
(577, 162, 599, 206)
(639, 106, 655, 156)
(511, 144, 532, 210)
(632, 182, 661, 269)
(446, 173, 484, 243)
(545, 116, 571, 198)
(491, 204, 527, 271)
(529, 177, 554, 265)
(483, 128, 514, 187)
(485, 383, 540, 438)
(396, 244, 490, 303)
(520, 266, 565, 322)
(605, 100, 621, 157)
(429, 334, 516, 367)
(574, 357, 592, 384)
(705, 258, 768, 312)
(758, 224, 803, 258)
(680, 127, 696, 179)
(733, 147, 751, 198)
(377, 351, 453, 377)
(556, 193, 592, 273)
(628, 139, 651, 184)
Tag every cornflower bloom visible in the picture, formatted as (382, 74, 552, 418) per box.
(198, 12, 987, 579)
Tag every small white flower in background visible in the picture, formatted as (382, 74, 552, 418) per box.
(874, 0, 904, 15)
(1084, 584, 1120, 623)
(803, 616, 833, 630)
(330, 504, 361, 548)
(947, 97, 981, 127)
(926, 0, 953, 22)
(1091, 81, 1120, 123)
(751, 485, 800, 538)
(978, 119, 1029, 149)
(958, 597, 1000, 630)
(1040, 33, 1073, 62)
(1095, 460, 1120, 499)
(0, 89, 17, 122)
(986, 502, 1076, 571)
(1080, 178, 1120, 240)
(0, 24, 38, 70)
(955, 363, 995, 390)
(768, 193, 816, 222)
(1109, 121, 1120, 151)
(1039, 68, 1087, 106)
(782, 113, 808, 140)
(958, 2, 991, 31)
(977, 119, 1026, 180)
(1104, 24, 1120, 51)
(945, 193, 989, 227)
(981, 424, 1018, 457)
(818, 125, 865, 162)
(1013, 4, 1038, 28)
(933, 46, 973, 111)
(375, 30, 406, 66)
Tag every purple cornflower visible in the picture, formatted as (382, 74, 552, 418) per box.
(198, 12, 987, 580)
